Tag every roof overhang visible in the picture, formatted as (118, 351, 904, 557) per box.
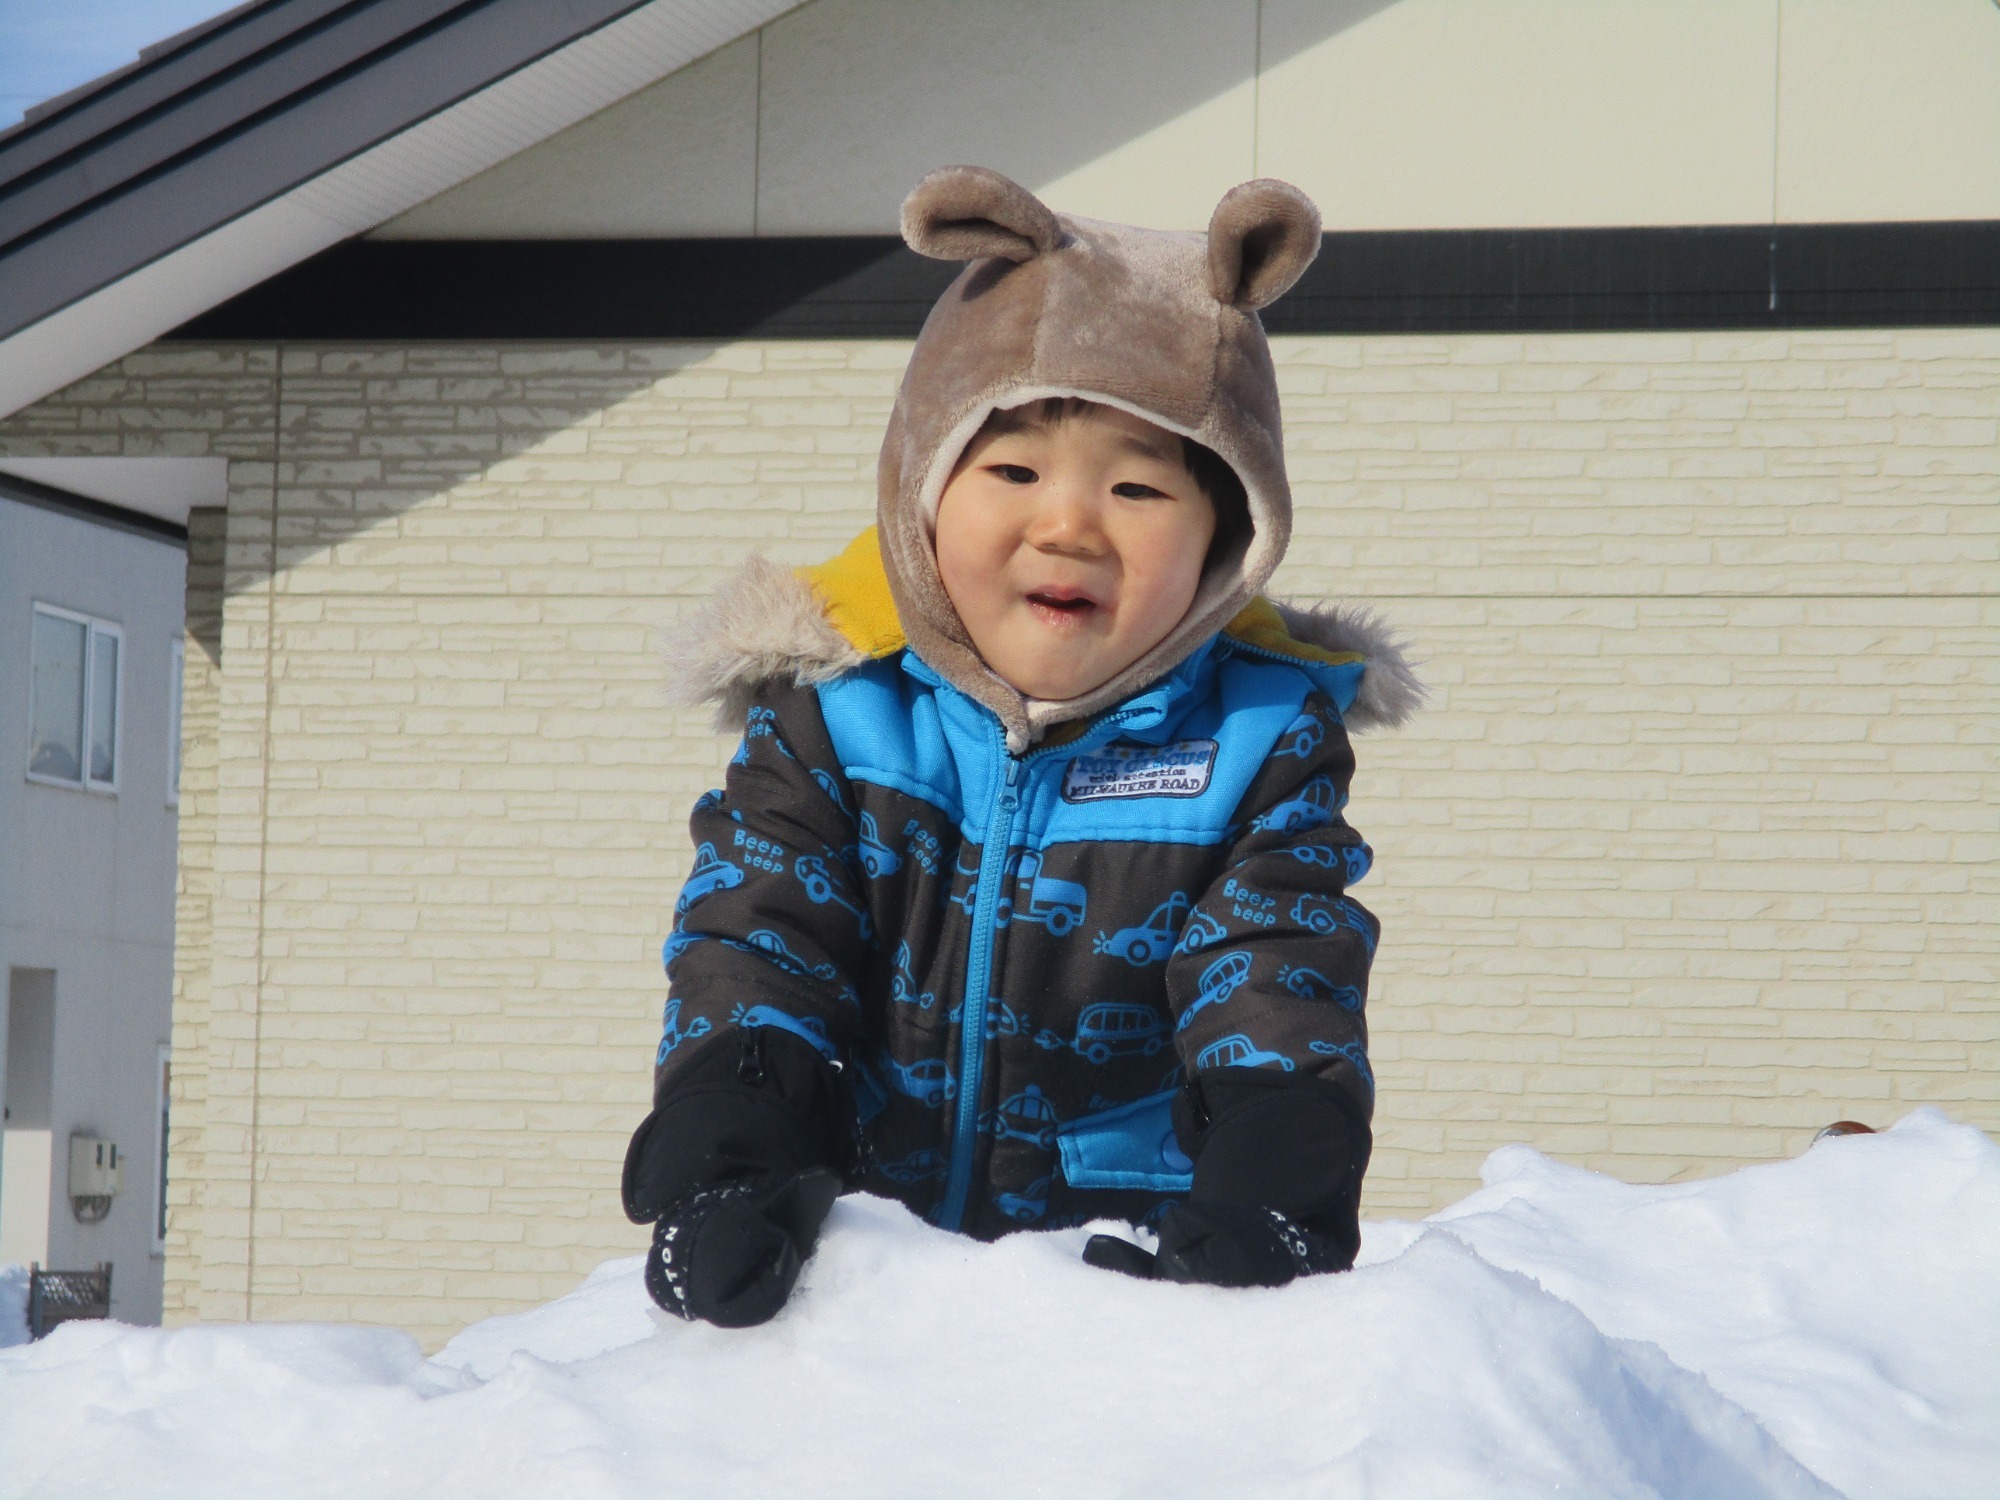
(0, 456, 228, 526)
(0, 0, 796, 420)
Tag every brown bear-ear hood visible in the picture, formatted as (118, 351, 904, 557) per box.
(880, 166, 1322, 752)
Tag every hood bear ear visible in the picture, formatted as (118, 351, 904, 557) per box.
(1207, 179, 1322, 310)
(901, 165, 1063, 264)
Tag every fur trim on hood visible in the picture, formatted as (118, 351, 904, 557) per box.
(667, 531, 1424, 737)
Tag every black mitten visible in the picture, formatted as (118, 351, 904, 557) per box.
(624, 1025, 853, 1326)
(645, 1167, 842, 1326)
(1083, 1066, 1371, 1288)
(1084, 1198, 1340, 1287)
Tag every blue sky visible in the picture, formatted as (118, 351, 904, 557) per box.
(1, 0, 243, 125)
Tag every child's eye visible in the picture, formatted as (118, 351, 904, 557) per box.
(991, 464, 1038, 485)
(1111, 481, 1169, 500)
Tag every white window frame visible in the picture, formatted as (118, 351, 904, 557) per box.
(26, 601, 122, 794)
(152, 1043, 171, 1255)
(168, 637, 185, 808)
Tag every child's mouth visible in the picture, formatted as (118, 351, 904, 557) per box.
(1025, 590, 1100, 624)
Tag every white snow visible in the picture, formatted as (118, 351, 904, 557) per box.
(2, 1108, 1993, 1500)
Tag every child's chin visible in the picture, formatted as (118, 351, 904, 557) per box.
(1006, 657, 1122, 702)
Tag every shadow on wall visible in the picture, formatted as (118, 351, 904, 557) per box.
(373, 0, 1408, 239)
(729, 0, 1406, 228)
(256, 343, 827, 596)
(215, 5, 1418, 574)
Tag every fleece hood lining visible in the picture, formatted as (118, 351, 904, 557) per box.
(912, 385, 1285, 743)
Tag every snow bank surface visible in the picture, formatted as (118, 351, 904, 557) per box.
(3, 1109, 1993, 1500)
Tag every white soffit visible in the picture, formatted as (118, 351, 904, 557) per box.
(0, 0, 799, 422)
(0, 457, 228, 526)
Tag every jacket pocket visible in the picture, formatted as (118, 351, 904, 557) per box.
(1055, 1089, 1194, 1194)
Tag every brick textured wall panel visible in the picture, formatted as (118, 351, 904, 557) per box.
(4, 330, 1992, 1345)
(161, 507, 227, 1321)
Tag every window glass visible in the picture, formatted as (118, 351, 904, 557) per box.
(90, 628, 119, 785)
(29, 610, 86, 782)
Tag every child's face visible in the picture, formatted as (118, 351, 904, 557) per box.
(935, 405, 1218, 702)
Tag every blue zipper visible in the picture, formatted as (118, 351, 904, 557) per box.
(937, 738, 1019, 1230)
(935, 707, 1150, 1232)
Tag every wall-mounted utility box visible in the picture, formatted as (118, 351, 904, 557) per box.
(68, 1135, 121, 1197)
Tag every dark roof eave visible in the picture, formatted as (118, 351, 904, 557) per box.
(0, 0, 657, 346)
(168, 221, 2000, 342)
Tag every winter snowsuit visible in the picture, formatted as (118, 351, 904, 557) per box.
(625, 168, 1422, 1309)
(654, 531, 1413, 1241)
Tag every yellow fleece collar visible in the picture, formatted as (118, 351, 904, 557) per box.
(798, 526, 1362, 671)
(802, 527, 907, 661)
(1217, 595, 1365, 668)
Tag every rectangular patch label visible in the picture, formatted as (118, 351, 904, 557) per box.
(1061, 739, 1218, 803)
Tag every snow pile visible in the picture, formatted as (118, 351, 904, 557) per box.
(1426, 1111, 2000, 1499)
(2, 1109, 1994, 1500)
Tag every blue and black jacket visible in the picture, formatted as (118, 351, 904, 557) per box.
(643, 530, 1416, 1249)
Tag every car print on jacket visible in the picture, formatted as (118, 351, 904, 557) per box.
(857, 812, 903, 879)
(1197, 1033, 1296, 1072)
(998, 851, 1087, 936)
(1286, 841, 1374, 885)
(875, 1147, 948, 1185)
(674, 843, 743, 915)
(1275, 709, 1324, 760)
(1289, 893, 1380, 955)
(996, 1172, 1053, 1223)
(950, 850, 1088, 936)
(1093, 892, 1190, 966)
(795, 854, 874, 939)
(810, 767, 851, 815)
(882, 1053, 957, 1107)
(981, 1084, 1059, 1150)
(1279, 964, 1363, 1011)
(654, 997, 713, 1064)
(890, 941, 936, 1010)
(1176, 950, 1254, 1031)
(1174, 909, 1228, 955)
(1069, 1001, 1171, 1063)
(738, 929, 842, 983)
(1251, 775, 1341, 835)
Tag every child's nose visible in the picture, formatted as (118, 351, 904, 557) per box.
(1024, 479, 1104, 554)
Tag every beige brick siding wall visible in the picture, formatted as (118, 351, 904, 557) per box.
(4, 331, 1993, 1345)
(1273, 331, 1999, 1204)
(163, 506, 225, 1320)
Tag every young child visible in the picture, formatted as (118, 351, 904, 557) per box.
(622, 167, 1421, 1327)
